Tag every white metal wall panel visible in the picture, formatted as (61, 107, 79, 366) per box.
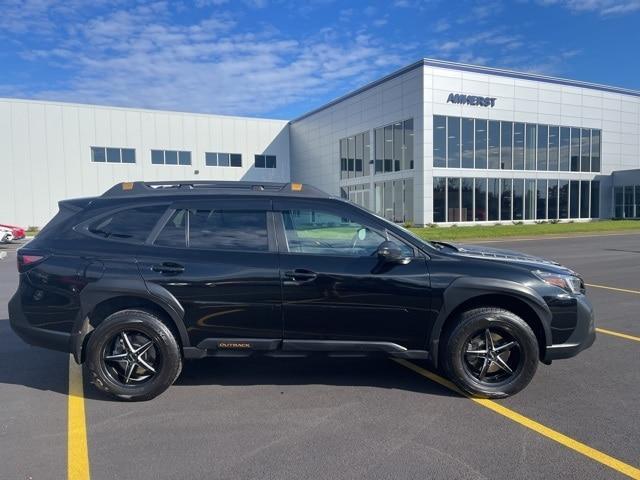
(0, 99, 289, 227)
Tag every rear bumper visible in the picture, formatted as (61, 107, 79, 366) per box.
(8, 292, 72, 353)
(543, 294, 596, 361)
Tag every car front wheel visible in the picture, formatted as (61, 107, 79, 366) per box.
(86, 309, 182, 401)
(442, 307, 539, 398)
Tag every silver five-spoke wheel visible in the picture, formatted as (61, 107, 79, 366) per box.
(463, 327, 521, 384)
(102, 330, 160, 386)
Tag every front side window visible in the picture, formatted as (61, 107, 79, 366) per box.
(87, 205, 167, 243)
(282, 209, 411, 257)
(155, 209, 268, 251)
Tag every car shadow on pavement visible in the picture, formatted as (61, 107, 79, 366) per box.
(172, 356, 459, 398)
(83, 355, 459, 401)
(0, 321, 457, 401)
(0, 320, 70, 398)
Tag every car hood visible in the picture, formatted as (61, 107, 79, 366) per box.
(443, 242, 576, 275)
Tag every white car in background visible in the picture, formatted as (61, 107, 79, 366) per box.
(0, 227, 14, 244)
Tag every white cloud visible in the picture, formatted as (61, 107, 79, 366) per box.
(433, 19, 450, 32)
(3, 2, 408, 116)
(536, 0, 640, 15)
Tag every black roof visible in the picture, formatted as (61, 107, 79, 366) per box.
(101, 181, 331, 199)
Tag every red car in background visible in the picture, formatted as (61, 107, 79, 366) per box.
(0, 224, 26, 240)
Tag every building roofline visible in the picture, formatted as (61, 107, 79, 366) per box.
(0, 97, 288, 124)
(291, 60, 425, 123)
(291, 57, 640, 123)
(423, 58, 640, 97)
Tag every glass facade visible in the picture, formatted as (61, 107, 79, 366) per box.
(341, 184, 371, 212)
(433, 115, 601, 172)
(371, 179, 414, 223)
(433, 177, 601, 223)
(340, 131, 370, 179)
(614, 185, 640, 218)
(374, 119, 414, 174)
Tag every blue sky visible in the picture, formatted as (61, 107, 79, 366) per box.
(1, 0, 639, 119)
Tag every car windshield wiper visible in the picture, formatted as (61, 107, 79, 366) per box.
(430, 241, 460, 251)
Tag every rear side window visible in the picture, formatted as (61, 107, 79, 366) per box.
(87, 205, 167, 243)
(155, 210, 187, 247)
(154, 209, 268, 252)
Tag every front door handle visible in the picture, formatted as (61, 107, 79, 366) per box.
(284, 269, 317, 282)
(151, 262, 185, 275)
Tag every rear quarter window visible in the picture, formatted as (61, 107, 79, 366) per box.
(87, 205, 167, 244)
(153, 209, 269, 251)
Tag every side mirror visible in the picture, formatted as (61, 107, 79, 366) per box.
(376, 241, 411, 265)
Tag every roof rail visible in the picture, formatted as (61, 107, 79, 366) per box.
(101, 180, 329, 198)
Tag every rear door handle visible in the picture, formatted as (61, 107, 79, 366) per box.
(284, 269, 317, 282)
(151, 262, 185, 275)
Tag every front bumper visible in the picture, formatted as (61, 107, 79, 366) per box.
(543, 294, 596, 361)
(8, 292, 72, 353)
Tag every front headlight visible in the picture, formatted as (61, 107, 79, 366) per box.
(533, 270, 584, 294)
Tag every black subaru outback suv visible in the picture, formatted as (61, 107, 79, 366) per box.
(10, 181, 595, 401)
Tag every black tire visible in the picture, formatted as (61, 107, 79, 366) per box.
(86, 309, 182, 401)
(442, 307, 538, 399)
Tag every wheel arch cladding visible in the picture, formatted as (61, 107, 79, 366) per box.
(72, 279, 189, 362)
(430, 277, 552, 366)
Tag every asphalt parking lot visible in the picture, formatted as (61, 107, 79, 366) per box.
(1, 233, 639, 480)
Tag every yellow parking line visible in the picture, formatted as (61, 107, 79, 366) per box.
(586, 283, 640, 295)
(393, 358, 640, 479)
(68, 355, 91, 480)
(596, 328, 640, 343)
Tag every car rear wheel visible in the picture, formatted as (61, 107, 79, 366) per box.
(442, 307, 539, 398)
(86, 309, 182, 401)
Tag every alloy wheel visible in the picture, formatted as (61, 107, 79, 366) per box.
(463, 327, 521, 384)
(101, 330, 161, 386)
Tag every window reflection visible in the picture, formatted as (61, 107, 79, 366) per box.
(513, 123, 524, 170)
(513, 179, 524, 220)
(475, 178, 487, 221)
(548, 127, 559, 171)
(475, 120, 487, 169)
(448, 178, 461, 222)
(433, 116, 446, 168)
(462, 118, 474, 168)
(501, 178, 512, 220)
(537, 125, 548, 171)
(462, 178, 474, 221)
(500, 122, 513, 170)
(432, 177, 604, 223)
(432, 116, 600, 172)
(488, 121, 501, 170)
(448, 117, 461, 168)
(536, 179, 547, 220)
(488, 178, 500, 221)
(548, 180, 558, 220)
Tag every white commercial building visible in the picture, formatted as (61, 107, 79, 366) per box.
(0, 103, 289, 227)
(1, 58, 639, 227)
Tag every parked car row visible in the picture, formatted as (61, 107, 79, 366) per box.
(0, 224, 26, 243)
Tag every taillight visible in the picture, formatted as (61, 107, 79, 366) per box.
(17, 252, 48, 272)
